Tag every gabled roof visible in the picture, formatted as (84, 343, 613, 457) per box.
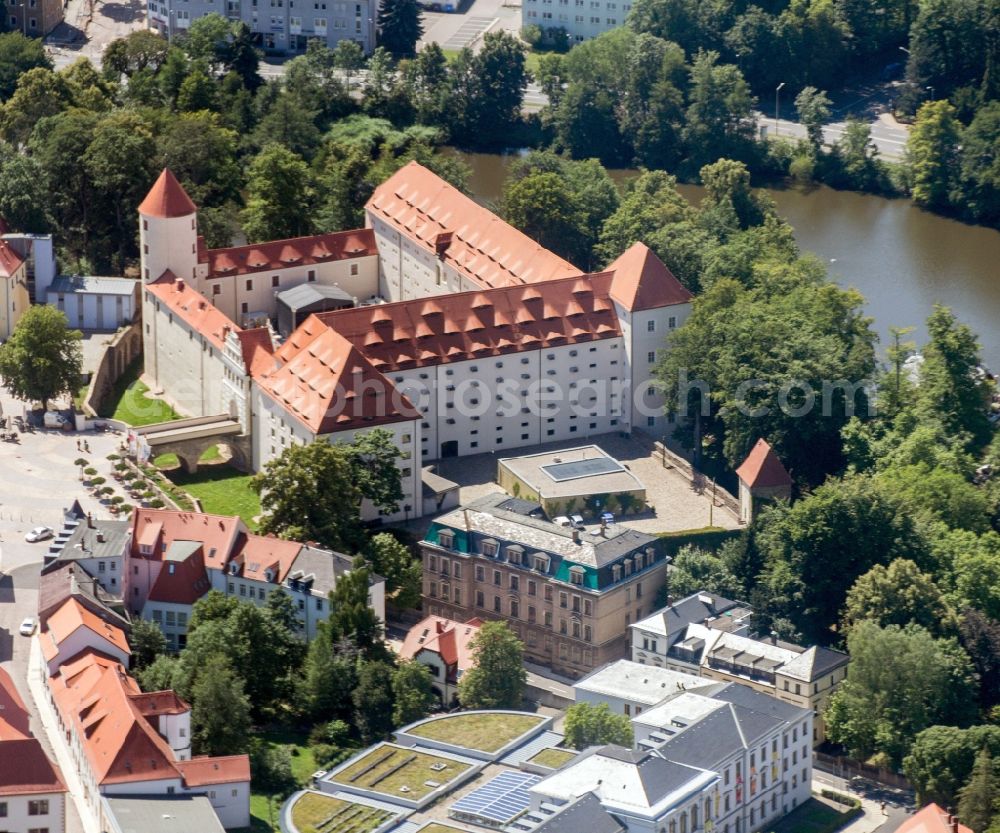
(202, 229, 376, 279)
(367, 161, 579, 289)
(400, 615, 480, 671)
(130, 690, 190, 717)
(897, 804, 972, 833)
(176, 755, 250, 786)
(532, 792, 624, 833)
(307, 271, 622, 374)
(234, 328, 277, 377)
(0, 238, 25, 279)
(145, 273, 240, 350)
(734, 439, 792, 488)
(38, 562, 130, 632)
(0, 667, 31, 740)
(44, 597, 131, 660)
(130, 509, 244, 574)
(631, 592, 742, 640)
(607, 242, 692, 311)
(254, 323, 420, 434)
(232, 532, 302, 583)
(0, 738, 67, 796)
(147, 544, 211, 606)
(139, 169, 197, 219)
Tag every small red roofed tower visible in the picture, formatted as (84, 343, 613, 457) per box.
(138, 169, 198, 285)
(735, 438, 792, 523)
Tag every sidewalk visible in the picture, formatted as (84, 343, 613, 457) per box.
(27, 636, 101, 833)
(812, 779, 886, 833)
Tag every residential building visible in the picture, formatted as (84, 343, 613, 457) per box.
(398, 615, 481, 706)
(146, 0, 377, 53)
(0, 668, 67, 833)
(137, 164, 693, 522)
(128, 508, 385, 645)
(5, 0, 64, 37)
(630, 591, 849, 744)
(895, 803, 973, 833)
(43, 516, 131, 597)
(0, 237, 30, 340)
(102, 794, 226, 833)
(40, 597, 132, 675)
(419, 491, 670, 677)
(0, 229, 57, 303)
(47, 276, 140, 331)
(573, 659, 714, 717)
(520, 0, 632, 44)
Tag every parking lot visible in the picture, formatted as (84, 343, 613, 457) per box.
(420, 0, 522, 52)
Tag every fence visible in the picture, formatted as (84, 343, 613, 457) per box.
(815, 751, 912, 791)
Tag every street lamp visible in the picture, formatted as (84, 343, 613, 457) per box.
(926, 85, 935, 99)
(899, 45, 910, 54)
(775, 81, 785, 137)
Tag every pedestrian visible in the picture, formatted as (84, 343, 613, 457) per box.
(881, 801, 887, 815)
(76, 439, 80, 451)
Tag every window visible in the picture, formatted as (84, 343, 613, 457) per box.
(669, 316, 677, 328)
(544, 585, 553, 601)
(510, 575, 519, 591)
(493, 570, 501, 586)
(476, 565, 485, 581)
(569, 568, 583, 586)
(271, 275, 280, 287)
(559, 592, 568, 609)
(647, 320, 655, 332)
(213, 284, 221, 295)
(29, 800, 49, 815)
(476, 590, 484, 607)
(241, 302, 249, 313)
(0, 801, 6, 817)
(511, 599, 520, 617)
(307, 269, 316, 282)
(493, 595, 501, 613)
(528, 580, 536, 596)
(350, 263, 359, 276)
(246, 279, 253, 291)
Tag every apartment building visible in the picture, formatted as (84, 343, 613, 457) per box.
(0, 668, 67, 833)
(630, 591, 849, 744)
(520, 0, 632, 44)
(398, 614, 481, 706)
(146, 0, 377, 54)
(419, 492, 669, 678)
(5, 0, 64, 37)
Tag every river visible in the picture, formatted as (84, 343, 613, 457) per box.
(451, 151, 1000, 367)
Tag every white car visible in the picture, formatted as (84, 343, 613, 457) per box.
(19, 617, 36, 636)
(24, 526, 54, 543)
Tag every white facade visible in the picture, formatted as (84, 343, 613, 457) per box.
(573, 659, 710, 717)
(0, 791, 66, 833)
(0, 254, 29, 340)
(520, 0, 634, 43)
(48, 279, 138, 331)
(42, 625, 130, 676)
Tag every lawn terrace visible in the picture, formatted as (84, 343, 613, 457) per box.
(288, 791, 399, 833)
(327, 744, 473, 802)
(404, 712, 547, 754)
(415, 824, 475, 833)
(526, 747, 576, 769)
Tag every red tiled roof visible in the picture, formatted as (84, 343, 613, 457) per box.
(308, 271, 622, 373)
(177, 755, 250, 786)
(44, 598, 131, 660)
(607, 242, 692, 311)
(255, 324, 420, 434)
(232, 533, 302, 583)
(139, 169, 197, 219)
(147, 546, 212, 606)
(734, 439, 792, 488)
(399, 615, 480, 673)
(0, 239, 24, 279)
(897, 804, 972, 833)
(203, 230, 377, 279)
(130, 690, 190, 717)
(236, 327, 276, 377)
(367, 161, 579, 289)
(145, 272, 240, 350)
(0, 668, 31, 740)
(130, 509, 244, 573)
(0, 738, 67, 796)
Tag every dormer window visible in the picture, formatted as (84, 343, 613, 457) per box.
(624, 558, 633, 577)
(533, 554, 550, 573)
(506, 545, 523, 565)
(569, 566, 584, 586)
(481, 540, 498, 558)
(139, 544, 153, 556)
(438, 529, 454, 549)
(613, 565, 622, 582)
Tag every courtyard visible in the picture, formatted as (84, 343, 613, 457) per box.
(428, 432, 741, 535)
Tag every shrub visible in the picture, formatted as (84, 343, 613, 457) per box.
(75, 458, 88, 467)
(84, 467, 97, 476)
(106, 453, 119, 461)
(821, 789, 861, 809)
(150, 498, 165, 508)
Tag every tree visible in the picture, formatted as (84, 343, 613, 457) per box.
(907, 100, 962, 211)
(825, 622, 978, 766)
(752, 476, 929, 645)
(188, 590, 240, 633)
(664, 543, 743, 601)
(958, 747, 1000, 833)
(448, 32, 527, 145)
(333, 39, 365, 89)
(842, 559, 955, 637)
(392, 660, 435, 726)
(265, 587, 301, 634)
(130, 618, 168, 671)
(302, 622, 360, 721)
(458, 621, 527, 709)
(682, 51, 756, 172)
(0, 151, 50, 232)
(242, 143, 316, 242)
(0, 67, 72, 145)
(501, 172, 590, 267)
(794, 86, 831, 149)
(905, 724, 1000, 807)
(917, 305, 993, 452)
(564, 702, 634, 750)
(342, 428, 404, 515)
(329, 557, 385, 659)
(157, 110, 241, 210)
(182, 12, 231, 66)
(135, 654, 180, 692)
(958, 102, 1000, 224)
(176, 63, 219, 112)
(377, 0, 423, 58)
(0, 306, 82, 410)
(223, 21, 261, 90)
(958, 609, 1000, 710)
(0, 31, 50, 100)
(252, 441, 361, 550)
(191, 655, 252, 755)
(353, 660, 396, 744)
(365, 533, 422, 609)
(249, 740, 297, 831)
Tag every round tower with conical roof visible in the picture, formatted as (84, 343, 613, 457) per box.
(138, 168, 198, 285)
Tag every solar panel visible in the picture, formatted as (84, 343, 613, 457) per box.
(449, 771, 542, 824)
(542, 457, 625, 482)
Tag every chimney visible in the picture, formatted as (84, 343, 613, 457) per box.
(463, 509, 471, 531)
(572, 529, 581, 544)
(87, 512, 94, 529)
(434, 232, 453, 259)
(222, 325, 231, 340)
(600, 518, 607, 537)
(770, 630, 778, 645)
(174, 278, 184, 292)
(96, 531, 105, 543)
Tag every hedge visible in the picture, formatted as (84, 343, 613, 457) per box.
(657, 527, 741, 556)
(821, 789, 862, 809)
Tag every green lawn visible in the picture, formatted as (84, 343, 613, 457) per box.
(154, 444, 222, 469)
(289, 793, 394, 833)
(407, 713, 544, 752)
(419, 825, 473, 833)
(770, 798, 855, 833)
(330, 745, 470, 800)
(164, 462, 260, 528)
(103, 358, 180, 426)
(250, 729, 319, 833)
(527, 747, 576, 769)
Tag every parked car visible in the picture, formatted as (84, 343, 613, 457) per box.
(25, 526, 54, 543)
(43, 411, 69, 429)
(19, 617, 36, 636)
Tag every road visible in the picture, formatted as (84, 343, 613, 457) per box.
(813, 765, 915, 832)
(760, 112, 909, 161)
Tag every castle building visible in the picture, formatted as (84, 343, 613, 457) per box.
(138, 164, 693, 522)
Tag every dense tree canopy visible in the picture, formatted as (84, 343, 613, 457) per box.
(0, 306, 82, 409)
(458, 621, 527, 709)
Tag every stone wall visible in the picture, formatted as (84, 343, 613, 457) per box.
(82, 321, 143, 418)
(653, 441, 741, 517)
